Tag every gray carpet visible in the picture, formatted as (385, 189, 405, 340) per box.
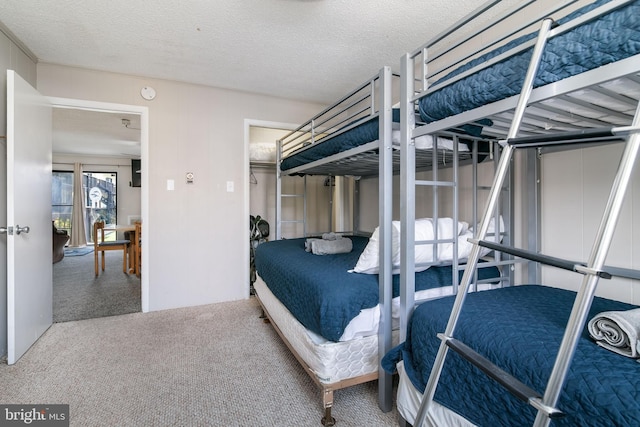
(53, 249, 141, 323)
(0, 297, 399, 426)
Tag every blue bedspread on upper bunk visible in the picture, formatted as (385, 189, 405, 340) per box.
(383, 285, 640, 426)
(280, 118, 381, 171)
(419, 0, 640, 124)
(254, 236, 500, 342)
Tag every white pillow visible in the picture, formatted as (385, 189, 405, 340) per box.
(352, 218, 469, 274)
(396, 218, 468, 272)
(351, 227, 383, 274)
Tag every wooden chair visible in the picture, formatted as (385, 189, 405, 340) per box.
(93, 221, 130, 276)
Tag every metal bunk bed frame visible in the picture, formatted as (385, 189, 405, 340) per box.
(271, 66, 396, 425)
(398, 1, 526, 342)
(273, 63, 505, 417)
(395, 0, 640, 425)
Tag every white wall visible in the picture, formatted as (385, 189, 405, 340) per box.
(0, 28, 37, 357)
(357, 159, 500, 230)
(541, 144, 640, 304)
(37, 63, 324, 311)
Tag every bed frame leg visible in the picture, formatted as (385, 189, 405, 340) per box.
(321, 389, 336, 426)
(321, 407, 335, 426)
(259, 308, 270, 323)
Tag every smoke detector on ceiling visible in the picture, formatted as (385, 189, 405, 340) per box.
(122, 118, 141, 130)
(140, 86, 156, 100)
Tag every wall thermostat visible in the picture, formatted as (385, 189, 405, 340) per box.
(140, 86, 156, 101)
(186, 172, 194, 184)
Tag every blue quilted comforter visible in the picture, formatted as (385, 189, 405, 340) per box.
(254, 236, 500, 342)
(383, 285, 640, 426)
(419, 0, 640, 124)
(280, 117, 381, 171)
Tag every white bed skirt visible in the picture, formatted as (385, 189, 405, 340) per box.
(341, 281, 501, 342)
(254, 275, 384, 384)
(396, 361, 476, 427)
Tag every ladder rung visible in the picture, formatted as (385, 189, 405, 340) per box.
(438, 334, 565, 419)
(416, 238, 456, 245)
(282, 194, 304, 198)
(471, 239, 612, 279)
(478, 185, 508, 191)
(280, 220, 305, 224)
(506, 127, 622, 149)
(602, 265, 640, 281)
(415, 180, 455, 187)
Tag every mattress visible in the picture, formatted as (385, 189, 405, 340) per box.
(254, 276, 382, 384)
(419, 0, 640, 124)
(280, 113, 473, 172)
(396, 361, 474, 427)
(384, 285, 640, 426)
(254, 236, 501, 342)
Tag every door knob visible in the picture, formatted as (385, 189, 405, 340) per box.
(15, 225, 30, 235)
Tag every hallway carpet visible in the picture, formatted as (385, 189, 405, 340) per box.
(53, 249, 141, 322)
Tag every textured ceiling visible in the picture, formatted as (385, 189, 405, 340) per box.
(52, 108, 141, 158)
(0, 0, 487, 105)
(0, 0, 489, 158)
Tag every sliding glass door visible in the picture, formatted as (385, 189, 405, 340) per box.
(52, 170, 119, 243)
(85, 172, 119, 242)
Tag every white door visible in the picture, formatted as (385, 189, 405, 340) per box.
(6, 70, 53, 364)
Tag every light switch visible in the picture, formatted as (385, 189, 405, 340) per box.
(167, 179, 175, 191)
(226, 181, 234, 192)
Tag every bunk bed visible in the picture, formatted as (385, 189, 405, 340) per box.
(383, 285, 640, 426)
(391, 0, 640, 425)
(253, 67, 505, 425)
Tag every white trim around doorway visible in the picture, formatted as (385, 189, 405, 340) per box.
(48, 97, 150, 312)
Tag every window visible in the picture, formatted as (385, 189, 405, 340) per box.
(86, 172, 119, 242)
(52, 171, 73, 234)
(52, 170, 119, 243)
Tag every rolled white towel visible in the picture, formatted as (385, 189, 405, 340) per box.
(305, 238, 321, 252)
(306, 234, 341, 251)
(311, 237, 353, 255)
(588, 308, 640, 358)
(322, 232, 342, 241)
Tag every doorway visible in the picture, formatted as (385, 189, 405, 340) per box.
(244, 119, 339, 295)
(49, 97, 149, 317)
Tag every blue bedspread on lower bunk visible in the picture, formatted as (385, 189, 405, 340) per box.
(383, 285, 640, 426)
(419, 0, 640, 124)
(254, 236, 500, 342)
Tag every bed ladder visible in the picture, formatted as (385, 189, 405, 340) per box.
(413, 18, 640, 427)
(275, 168, 308, 240)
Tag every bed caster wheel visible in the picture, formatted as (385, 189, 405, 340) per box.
(259, 309, 270, 323)
(321, 408, 335, 426)
(321, 416, 336, 426)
